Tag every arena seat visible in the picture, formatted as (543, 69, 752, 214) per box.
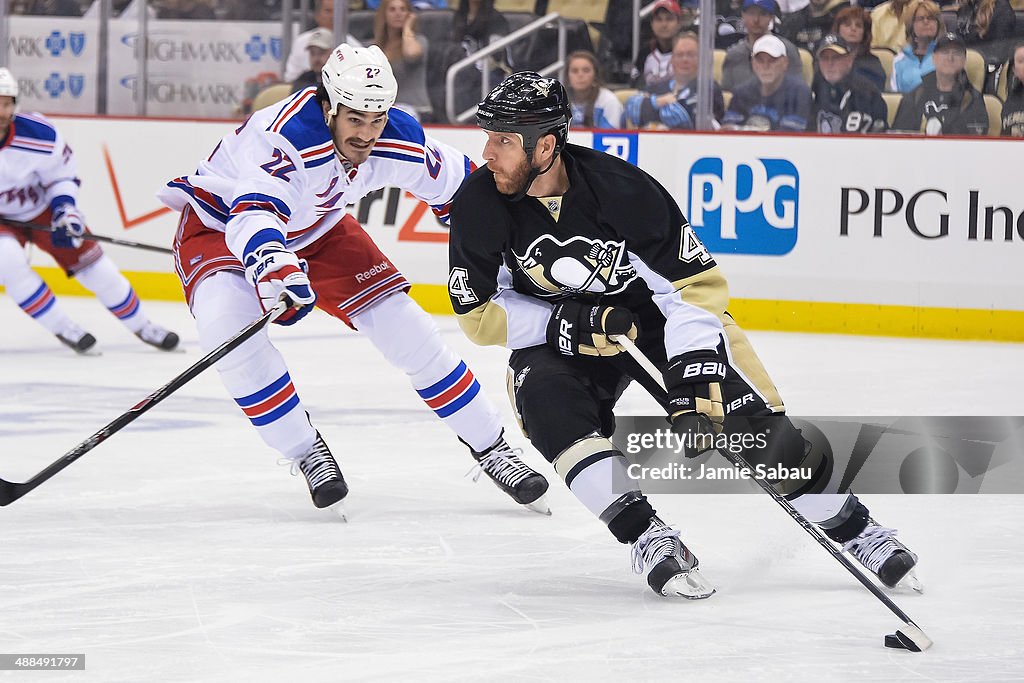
(252, 84, 293, 111)
(881, 91, 902, 126)
(871, 47, 896, 91)
(983, 93, 1003, 135)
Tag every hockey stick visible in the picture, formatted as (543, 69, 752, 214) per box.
(13, 220, 174, 255)
(0, 301, 288, 507)
(611, 333, 934, 652)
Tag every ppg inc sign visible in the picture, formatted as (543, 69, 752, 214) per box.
(687, 157, 799, 255)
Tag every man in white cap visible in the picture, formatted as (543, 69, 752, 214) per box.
(158, 44, 550, 517)
(290, 27, 334, 93)
(721, 0, 803, 90)
(722, 34, 812, 130)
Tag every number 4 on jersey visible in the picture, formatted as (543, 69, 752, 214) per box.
(679, 222, 712, 265)
(448, 267, 479, 306)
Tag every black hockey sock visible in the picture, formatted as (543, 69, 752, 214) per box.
(608, 497, 657, 544)
(822, 501, 871, 544)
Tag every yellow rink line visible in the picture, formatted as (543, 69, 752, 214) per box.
(10, 267, 1024, 343)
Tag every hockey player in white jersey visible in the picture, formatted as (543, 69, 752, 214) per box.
(0, 68, 178, 354)
(158, 44, 549, 515)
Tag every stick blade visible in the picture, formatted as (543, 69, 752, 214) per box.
(891, 623, 933, 652)
(0, 479, 23, 507)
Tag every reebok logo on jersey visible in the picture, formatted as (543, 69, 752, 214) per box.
(354, 260, 390, 283)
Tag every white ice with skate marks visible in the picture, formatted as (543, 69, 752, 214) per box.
(1, 298, 1023, 681)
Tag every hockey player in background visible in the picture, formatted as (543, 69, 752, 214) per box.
(0, 68, 179, 355)
(447, 71, 922, 597)
(158, 45, 548, 516)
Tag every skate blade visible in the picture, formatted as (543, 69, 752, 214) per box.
(661, 569, 716, 600)
(895, 569, 923, 593)
(328, 500, 348, 523)
(523, 494, 551, 516)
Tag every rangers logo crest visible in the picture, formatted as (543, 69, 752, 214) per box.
(512, 235, 636, 296)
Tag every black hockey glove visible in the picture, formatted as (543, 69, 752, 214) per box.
(663, 350, 727, 435)
(546, 300, 637, 357)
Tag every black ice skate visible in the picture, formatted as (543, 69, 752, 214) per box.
(470, 435, 551, 515)
(56, 328, 98, 355)
(288, 433, 348, 520)
(135, 322, 180, 351)
(843, 520, 922, 591)
(631, 516, 715, 599)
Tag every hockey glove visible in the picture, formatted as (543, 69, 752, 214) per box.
(50, 203, 86, 250)
(243, 241, 316, 326)
(546, 300, 637, 357)
(663, 350, 727, 437)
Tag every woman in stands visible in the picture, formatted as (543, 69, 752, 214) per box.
(374, 0, 433, 120)
(953, 0, 1018, 65)
(1001, 42, 1024, 136)
(833, 6, 887, 89)
(871, 0, 914, 51)
(890, 0, 940, 92)
(566, 51, 624, 129)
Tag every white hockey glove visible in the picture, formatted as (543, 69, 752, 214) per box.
(243, 241, 316, 326)
(50, 203, 86, 250)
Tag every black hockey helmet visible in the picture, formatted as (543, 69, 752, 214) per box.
(476, 71, 571, 158)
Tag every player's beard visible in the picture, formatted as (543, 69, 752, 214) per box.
(493, 157, 532, 197)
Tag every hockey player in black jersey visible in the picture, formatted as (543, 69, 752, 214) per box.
(447, 71, 922, 598)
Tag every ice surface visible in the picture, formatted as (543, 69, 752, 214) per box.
(2, 299, 1023, 682)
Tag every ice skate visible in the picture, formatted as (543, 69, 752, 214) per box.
(631, 516, 715, 599)
(469, 435, 551, 515)
(56, 326, 98, 355)
(843, 520, 922, 592)
(135, 322, 180, 351)
(287, 433, 348, 521)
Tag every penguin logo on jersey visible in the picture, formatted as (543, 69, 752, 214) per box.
(512, 235, 636, 296)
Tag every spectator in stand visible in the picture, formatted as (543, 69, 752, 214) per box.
(892, 32, 988, 134)
(374, 0, 433, 120)
(219, 0, 275, 20)
(678, 0, 701, 33)
(781, 0, 851, 53)
(890, 0, 940, 92)
(448, 0, 511, 116)
(566, 51, 623, 129)
(832, 6, 887, 89)
(83, 0, 154, 18)
(722, 0, 804, 90)
(954, 0, 1018, 65)
(723, 34, 812, 129)
(366, 0, 448, 7)
(625, 32, 725, 128)
(284, 0, 363, 82)
(631, 0, 683, 90)
(153, 0, 216, 19)
(291, 28, 334, 93)
(810, 33, 888, 132)
(1000, 42, 1024, 135)
(870, 0, 914, 51)
(22, 0, 81, 15)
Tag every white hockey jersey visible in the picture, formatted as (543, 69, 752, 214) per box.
(158, 88, 474, 262)
(0, 112, 80, 222)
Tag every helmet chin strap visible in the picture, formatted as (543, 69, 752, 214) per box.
(510, 152, 558, 203)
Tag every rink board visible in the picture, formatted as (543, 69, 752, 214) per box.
(16, 115, 1024, 341)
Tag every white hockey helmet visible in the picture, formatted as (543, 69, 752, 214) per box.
(320, 44, 398, 114)
(0, 68, 19, 99)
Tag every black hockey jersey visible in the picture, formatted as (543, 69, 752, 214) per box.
(448, 144, 727, 359)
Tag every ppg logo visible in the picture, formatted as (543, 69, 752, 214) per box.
(688, 157, 799, 255)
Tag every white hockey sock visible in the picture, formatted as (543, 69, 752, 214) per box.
(352, 292, 502, 452)
(553, 434, 640, 523)
(192, 272, 316, 460)
(0, 234, 80, 336)
(74, 255, 149, 333)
